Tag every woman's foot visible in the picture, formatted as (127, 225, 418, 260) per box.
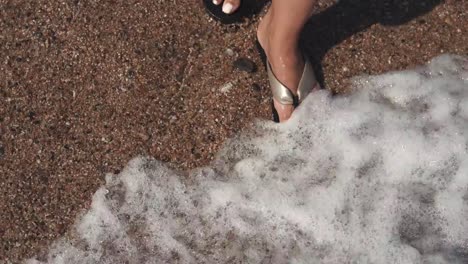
(257, 8, 315, 122)
(212, 0, 241, 14)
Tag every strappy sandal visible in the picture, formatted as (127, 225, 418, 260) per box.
(268, 55, 318, 122)
(256, 41, 319, 123)
(202, 0, 264, 24)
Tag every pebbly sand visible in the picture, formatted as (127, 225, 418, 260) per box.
(0, 0, 467, 262)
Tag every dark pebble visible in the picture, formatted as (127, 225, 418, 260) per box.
(0, 146, 4, 158)
(233, 57, 257, 73)
(252, 83, 261, 92)
(126, 69, 136, 79)
(28, 111, 36, 120)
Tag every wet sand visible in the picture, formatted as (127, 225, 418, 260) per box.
(0, 0, 467, 261)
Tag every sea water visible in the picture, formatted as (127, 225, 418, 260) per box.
(28, 54, 468, 263)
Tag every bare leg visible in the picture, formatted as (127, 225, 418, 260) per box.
(212, 0, 241, 14)
(257, 0, 317, 122)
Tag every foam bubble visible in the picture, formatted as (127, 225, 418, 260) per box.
(28, 55, 468, 263)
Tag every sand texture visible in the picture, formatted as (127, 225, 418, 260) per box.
(0, 0, 467, 261)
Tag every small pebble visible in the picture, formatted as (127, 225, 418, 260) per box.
(220, 82, 234, 94)
(225, 48, 235, 57)
(233, 58, 257, 73)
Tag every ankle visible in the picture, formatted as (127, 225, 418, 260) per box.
(257, 11, 304, 94)
(267, 44, 302, 70)
(257, 13, 302, 70)
(256, 11, 271, 51)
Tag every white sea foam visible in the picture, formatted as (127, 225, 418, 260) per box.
(28, 54, 468, 263)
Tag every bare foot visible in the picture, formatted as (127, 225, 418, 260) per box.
(212, 0, 241, 14)
(257, 11, 311, 123)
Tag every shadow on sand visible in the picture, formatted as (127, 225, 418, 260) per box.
(301, 0, 443, 88)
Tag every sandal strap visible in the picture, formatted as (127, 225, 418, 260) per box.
(297, 57, 316, 103)
(267, 62, 295, 105)
(267, 55, 316, 106)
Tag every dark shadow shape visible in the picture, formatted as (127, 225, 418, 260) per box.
(301, 0, 443, 89)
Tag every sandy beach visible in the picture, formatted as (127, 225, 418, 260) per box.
(1, 0, 467, 261)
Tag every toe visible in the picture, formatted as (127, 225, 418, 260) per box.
(222, 0, 240, 14)
(273, 99, 295, 123)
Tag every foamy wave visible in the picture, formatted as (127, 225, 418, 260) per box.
(28, 55, 468, 264)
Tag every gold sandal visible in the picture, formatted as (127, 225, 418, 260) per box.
(268, 56, 318, 122)
(256, 41, 319, 122)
